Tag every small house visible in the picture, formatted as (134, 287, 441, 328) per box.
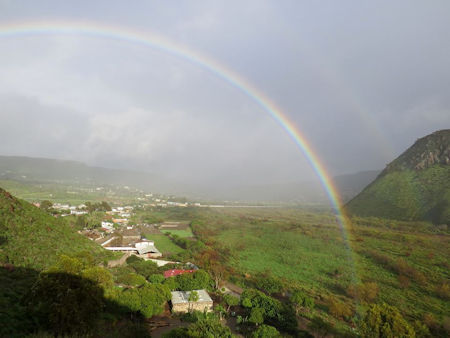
(170, 289, 213, 313)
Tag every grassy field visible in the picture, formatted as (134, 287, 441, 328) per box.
(143, 234, 185, 255)
(160, 228, 194, 238)
(189, 207, 449, 324)
(0, 179, 144, 205)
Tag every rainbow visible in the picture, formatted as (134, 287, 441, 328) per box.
(0, 20, 356, 259)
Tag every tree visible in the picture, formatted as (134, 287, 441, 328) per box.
(223, 294, 240, 312)
(40, 200, 53, 211)
(100, 201, 112, 211)
(176, 270, 212, 291)
(290, 290, 314, 315)
(149, 274, 165, 284)
(255, 274, 283, 295)
(214, 304, 226, 320)
(249, 307, 265, 326)
(129, 260, 159, 280)
(47, 254, 83, 275)
(116, 284, 171, 318)
(251, 324, 282, 338)
(359, 303, 416, 338)
(139, 284, 172, 318)
(26, 272, 104, 336)
(117, 272, 146, 287)
(195, 247, 229, 289)
(328, 297, 352, 319)
(186, 317, 233, 338)
(82, 266, 114, 290)
(188, 290, 199, 313)
(240, 288, 281, 318)
(189, 290, 199, 302)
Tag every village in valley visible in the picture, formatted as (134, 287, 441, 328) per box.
(29, 190, 248, 336)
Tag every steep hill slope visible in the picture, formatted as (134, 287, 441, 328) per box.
(346, 130, 450, 224)
(0, 187, 111, 269)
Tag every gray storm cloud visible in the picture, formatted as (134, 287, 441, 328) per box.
(0, 0, 449, 195)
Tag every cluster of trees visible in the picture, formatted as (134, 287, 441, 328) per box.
(123, 255, 213, 292)
(22, 252, 172, 336)
(84, 201, 112, 212)
(359, 303, 417, 337)
(25, 254, 113, 335)
(252, 273, 283, 295)
(163, 312, 233, 338)
(239, 288, 297, 335)
(112, 283, 171, 318)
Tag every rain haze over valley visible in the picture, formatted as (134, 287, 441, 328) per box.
(0, 0, 449, 200)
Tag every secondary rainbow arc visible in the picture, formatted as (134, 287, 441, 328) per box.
(0, 20, 355, 253)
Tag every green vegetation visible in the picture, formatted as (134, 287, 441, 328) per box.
(0, 187, 112, 269)
(359, 303, 416, 337)
(187, 207, 449, 336)
(347, 130, 450, 224)
(1, 169, 449, 337)
(2, 254, 156, 337)
(163, 312, 233, 338)
(161, 228, 194, 238)
(347, 165, 450, 223)
(144, 233, 186, 254)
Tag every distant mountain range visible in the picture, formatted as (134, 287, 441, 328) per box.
(0, 155, 379, 203)
(346, 129, 450, 224)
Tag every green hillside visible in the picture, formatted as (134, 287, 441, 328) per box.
(0, 187, 111, 270)
(346, 130, 450, 224)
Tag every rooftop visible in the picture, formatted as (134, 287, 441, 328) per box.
(171, 289, 212, 305)
(164, 269, 195, 278)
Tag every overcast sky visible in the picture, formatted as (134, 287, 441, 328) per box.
(0, 0, 449, 189)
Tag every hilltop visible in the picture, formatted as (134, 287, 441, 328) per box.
(0, 187, 111, 270)
(346, 130, 450, 224)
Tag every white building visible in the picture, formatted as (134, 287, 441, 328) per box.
(170, 290, 213, 313)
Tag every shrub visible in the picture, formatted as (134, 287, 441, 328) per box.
(327, 297, 352, 319)
(81, 266, 114, 289)
(126, 255, 143, 265)
(149, 274, 165, 284)
(26, 272, 103, 336)
(359, 303, 415, 338)
(254, 275, 283, 295)
(117, 272, 146, 287)
(223, 294, 240, 312)
(249, 307, 265, 326)
(186, 317, 233, 337)
(240, 289, 281, 318)
(175, 270, 212, 291)
(251, 324, 282, 338)
(347, 282, 378, 303)
(290, 290, 314, 314)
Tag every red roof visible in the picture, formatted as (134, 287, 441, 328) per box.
(163, 269, 195, 278)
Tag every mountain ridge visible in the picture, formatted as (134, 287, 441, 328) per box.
(346, 129, 450, 224)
